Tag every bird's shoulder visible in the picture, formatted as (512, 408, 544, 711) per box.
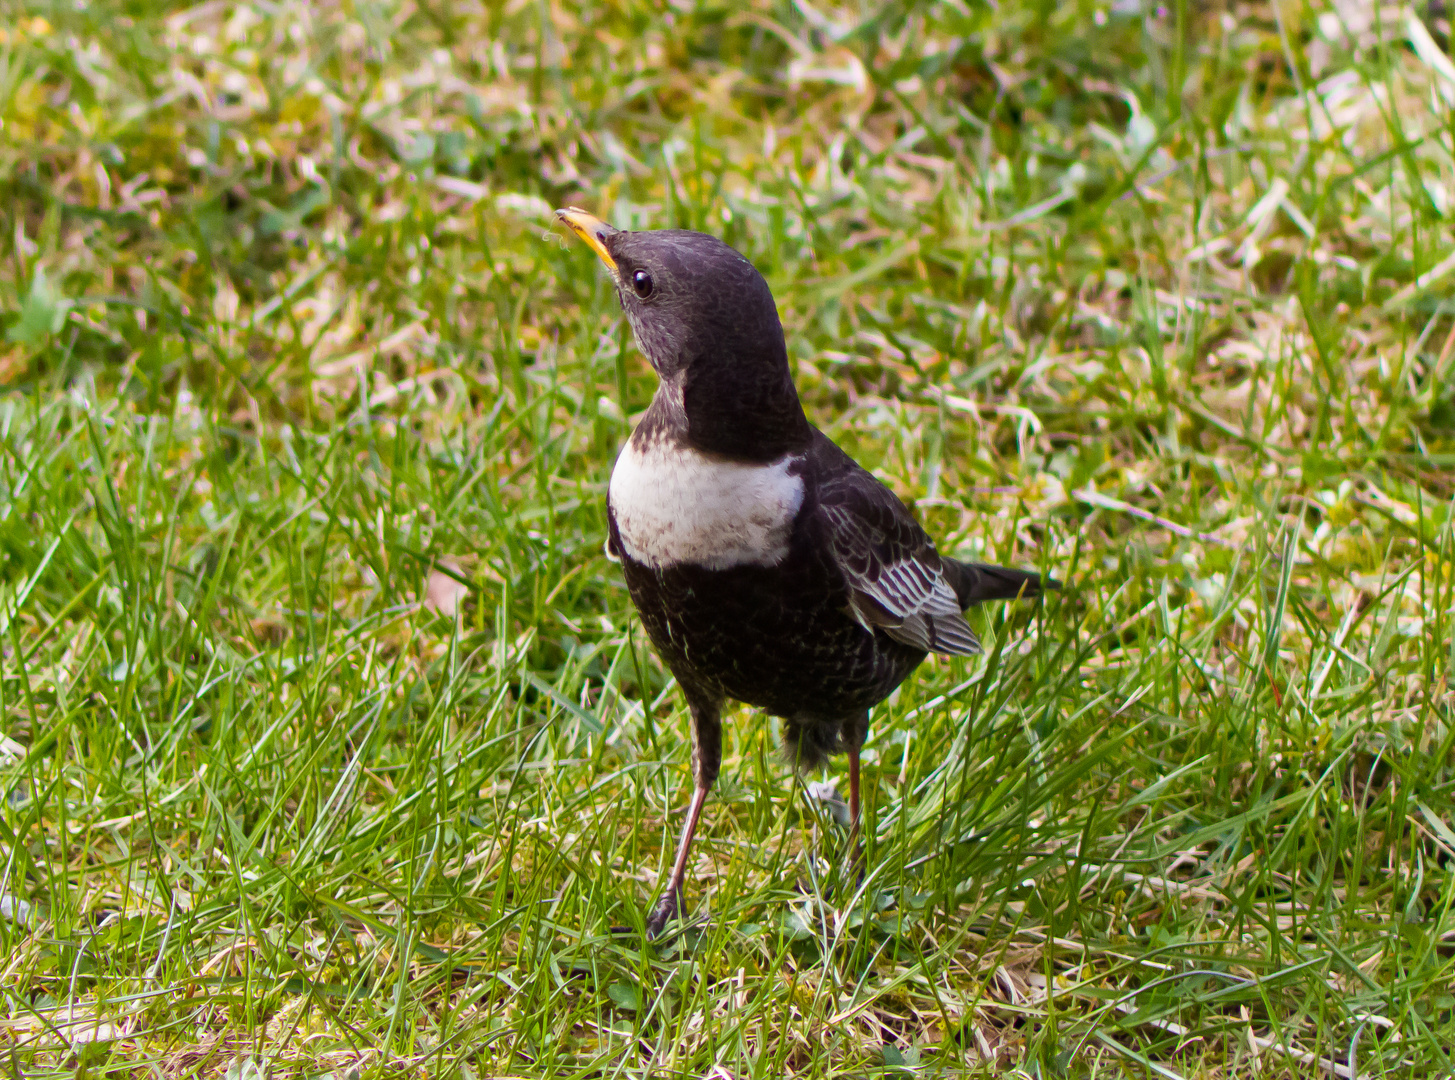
(796, 429, 931, 553)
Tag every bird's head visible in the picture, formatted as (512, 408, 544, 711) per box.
(556, 208, 810, 459)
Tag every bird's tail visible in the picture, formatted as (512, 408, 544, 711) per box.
(942, 559, 1061, 608)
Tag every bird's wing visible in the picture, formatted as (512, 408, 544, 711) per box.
(818, 469, 981, 657)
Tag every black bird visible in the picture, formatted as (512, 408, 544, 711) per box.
(556, 208, 1057, 937)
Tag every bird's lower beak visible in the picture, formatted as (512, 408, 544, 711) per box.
(555, 208, 619, 271)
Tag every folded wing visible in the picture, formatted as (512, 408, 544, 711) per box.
(819, 475, 981, 657)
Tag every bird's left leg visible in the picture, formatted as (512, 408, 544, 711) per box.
(645, 691, 722, 938)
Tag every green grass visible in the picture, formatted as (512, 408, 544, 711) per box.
(3, 0, 1455, 1075)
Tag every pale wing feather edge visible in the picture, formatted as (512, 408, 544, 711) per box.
(825, 504, 982, 657)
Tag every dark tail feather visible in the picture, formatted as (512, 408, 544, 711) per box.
(942, 559, 1061, 608)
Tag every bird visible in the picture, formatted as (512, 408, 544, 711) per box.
(555, 208, 1058, 938)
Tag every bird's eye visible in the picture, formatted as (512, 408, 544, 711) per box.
(631, 269, 654, 298)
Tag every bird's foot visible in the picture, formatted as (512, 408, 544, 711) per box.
(805, 780, 852, 827)
(794, 872, 865, 901)
(644, 887, 681, 939)
(794, 843, 867, 901)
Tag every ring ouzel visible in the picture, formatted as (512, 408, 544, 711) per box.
(556, 208, 1058, 937)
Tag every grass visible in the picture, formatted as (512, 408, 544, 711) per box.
(2, 0, 1455, 1075)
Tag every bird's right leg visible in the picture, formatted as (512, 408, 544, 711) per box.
(842, 711, 869, 875)
(645, 692, 721, 938)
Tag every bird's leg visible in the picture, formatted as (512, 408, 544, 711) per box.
(645, 695, 721, 938)
(843, 711, 869, 877)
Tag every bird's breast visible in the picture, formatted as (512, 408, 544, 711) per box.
(608, 438, 804, 571)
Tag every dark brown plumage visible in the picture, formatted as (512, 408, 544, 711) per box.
(556, 209, 1058, 937)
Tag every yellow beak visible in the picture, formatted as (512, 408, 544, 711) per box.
(555, 207, 618, 271)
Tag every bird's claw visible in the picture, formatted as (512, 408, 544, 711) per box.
(645, 888, 681, 939)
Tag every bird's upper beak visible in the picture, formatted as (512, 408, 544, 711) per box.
(555, 208, 619, 271)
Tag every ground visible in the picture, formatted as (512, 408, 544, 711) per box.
(1, 0, 1454, 1076)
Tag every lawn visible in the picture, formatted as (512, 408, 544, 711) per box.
(2, 0, 1454, 1075)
